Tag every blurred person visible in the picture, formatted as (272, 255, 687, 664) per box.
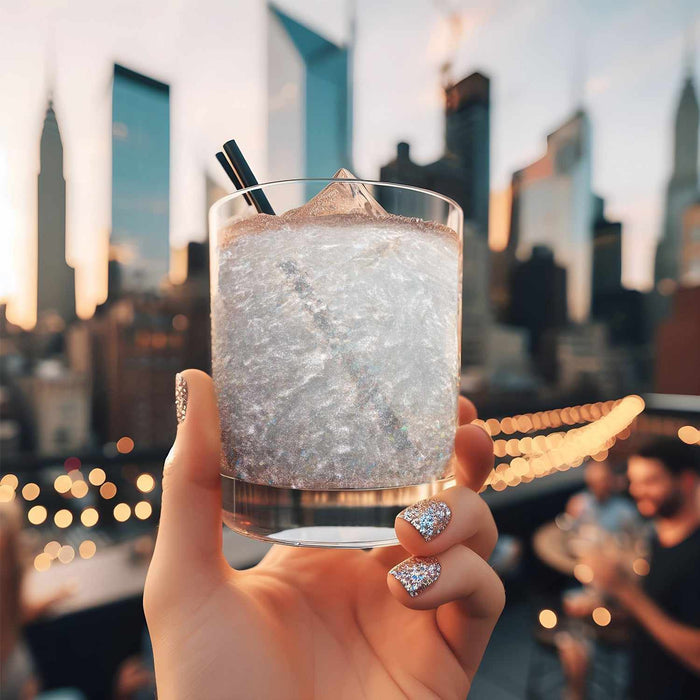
(566, 459, 639, 534)
(144, 370, 504, 698)
(588, 438, 700, 700)
(0, 501, 77, 699)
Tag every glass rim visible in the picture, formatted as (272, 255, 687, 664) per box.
(209, 177, 464, 219)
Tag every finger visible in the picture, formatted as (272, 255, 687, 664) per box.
(458, 396, 478, 425)
(149, 370, 228, 580)
(454, 423, 494, 492)
(394, 485, 497, 560)
(387, 545, 505, 675)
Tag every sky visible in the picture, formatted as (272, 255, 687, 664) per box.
(0, 0, 698, 327)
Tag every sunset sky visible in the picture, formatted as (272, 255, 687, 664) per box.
(1, 0, 698, 327)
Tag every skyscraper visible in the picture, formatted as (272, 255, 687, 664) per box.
(508, 110, 594, 321)
(444, 72, 490, 237)
(655, 71, 699, 287)
(267, 5, 352, 205)
(37, 99, 75, 323)
(111, 64, 170, 293)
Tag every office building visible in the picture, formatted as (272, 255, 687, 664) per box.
(267, 5, 352, 205)
(444, 72, 490, 237)
(655, 71, 699, 287)
(111, 64, 170, 292)
(37, 99, 76, 323)
(680, 199, 700, 285)
(508, 110, 595, 321)
(655, 285, 700, 395)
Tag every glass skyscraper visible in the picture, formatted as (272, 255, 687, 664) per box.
(267, 5, 352, 204)
(111, 64, 170, 292)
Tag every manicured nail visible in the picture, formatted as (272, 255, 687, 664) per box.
(175, 373, 188, 424)
(389, 556, 441, 597)
(398, 499, 452, 542)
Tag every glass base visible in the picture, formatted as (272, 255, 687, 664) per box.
(221, 474, 455, 548)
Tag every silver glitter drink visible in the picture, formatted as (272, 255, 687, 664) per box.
(210, 175, 463, 548)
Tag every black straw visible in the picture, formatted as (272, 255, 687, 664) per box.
(215, 151, 255, 208)
(219, 140, 275, 215)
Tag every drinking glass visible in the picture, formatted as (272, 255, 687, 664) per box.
(209, 178, 463, 548)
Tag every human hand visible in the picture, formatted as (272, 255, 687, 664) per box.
(114, 656, 154, 700)
(144, 370, 504, 699)
(585, 549, 627, 595)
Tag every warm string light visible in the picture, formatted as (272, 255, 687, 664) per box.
(478, 395, 646, 492)
(539, 609, 558, 629)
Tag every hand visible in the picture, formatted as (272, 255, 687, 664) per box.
(585, 550, 626, 595)
(145, 370, 504, 699)
(114, 657, 154, 700)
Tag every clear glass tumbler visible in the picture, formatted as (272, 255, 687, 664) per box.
(209, 178, 463, 548)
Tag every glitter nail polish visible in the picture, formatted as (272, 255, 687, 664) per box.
(175, 373, 188, 425)
(389, 556, 441, 597)
(397, 499, 452, 542)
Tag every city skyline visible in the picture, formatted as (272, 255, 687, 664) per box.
(0, 0, 698, 328)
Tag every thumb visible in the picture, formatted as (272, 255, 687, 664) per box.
(151, 369, 227, 578)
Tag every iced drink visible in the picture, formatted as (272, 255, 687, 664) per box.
(210, 172, 463, 546)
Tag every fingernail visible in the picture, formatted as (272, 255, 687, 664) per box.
(175, 373, 188, 425)
(389, 556, 441, 597)
(398, 499, 452, 542)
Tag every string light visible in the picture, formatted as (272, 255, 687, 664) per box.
(21, 483, 40, 501)
(476, 395, 645, 493)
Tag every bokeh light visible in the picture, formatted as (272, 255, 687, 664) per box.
(79, 540, 97, 559)
(116, 437, 134, 454)
(88, 467, 106, 486)
(44, 541, 61, 559)
(113, 503, 131, 522)
(21, 483, 40, 501)
(0, 474, 18, 489)
(100, 482, 117, 499)
(58, 545, 75, 564)
(633, 558, 650, 576)
(678, 425, 700, 445)
(136, 473, 156, 493)
(80, 507, 99, 527)
(70, 480, 89, 498)
(28, 505, 47, 525)
(34, 553, 52, 572)
(134, 501, 153, 520)
(54, 474, 72, 494)
(592, 607, 612, 626)
(54, 509, 73, 528)
(539, 609, 558, 629)
(0, 484, 15, 502)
